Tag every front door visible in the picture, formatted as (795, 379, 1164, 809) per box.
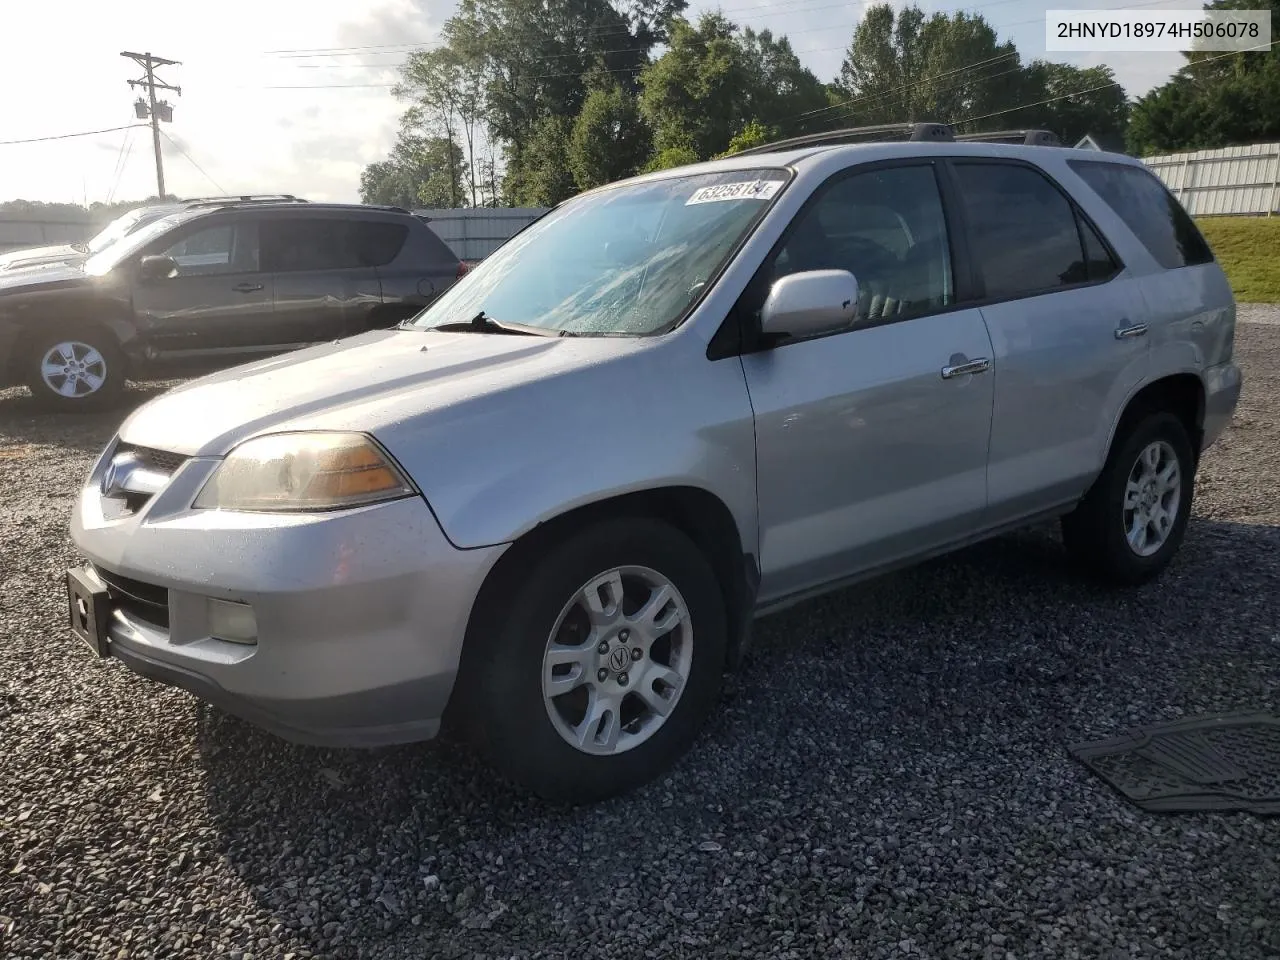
(739, 161, 996, 602)
(131, 219, 277, 361)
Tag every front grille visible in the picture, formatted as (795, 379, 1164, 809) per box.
(95, 566, 170, 629)
(114, 442, 189, 475)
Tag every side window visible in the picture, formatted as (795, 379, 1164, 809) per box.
(772, 164, 954, 324)
(1068, 159, 1214, 269)
(1079, 215, 1121, 282)
(160, 223, 259, 277)
(261, 218, 363, 272)
(952, 162, 1089, 301)
(351, 221, 409, 267)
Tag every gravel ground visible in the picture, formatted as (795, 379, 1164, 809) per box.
(2, 311, 1279, 960)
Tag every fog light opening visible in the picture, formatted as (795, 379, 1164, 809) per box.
(207, 598, 258, 644)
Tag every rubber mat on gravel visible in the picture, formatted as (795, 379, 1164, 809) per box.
(1069, 711, 1280, 814)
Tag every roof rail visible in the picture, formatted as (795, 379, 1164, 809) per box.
(730, 121, 956, 157)
(954, 129, 1062, 147)
(180, 194, 309, 208)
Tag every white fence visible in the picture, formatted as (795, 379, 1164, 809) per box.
(1143, 142, 1280, 217)
(0, 215, 93, 253)
(416, 207, 548, 261)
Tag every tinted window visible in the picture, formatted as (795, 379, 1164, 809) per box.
(953, 162, 1090, 301)
(261, 218, 390, 272)
(352, 221, 409, 267)
(1069, 159, 1213, 269)
(772, 164, 953, 324)
(1080, 215, 1121, 282)
(160, 223, 259, 276)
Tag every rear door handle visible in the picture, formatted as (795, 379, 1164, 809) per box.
(232, 282, 264, 293)
(1115, 322, 1148, 339)
(941, 357, 991, 379)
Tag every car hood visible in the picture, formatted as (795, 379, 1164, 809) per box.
(0, 262, 93, 294)
(118, 328, 640, 457)
(0, 243, 84, 271)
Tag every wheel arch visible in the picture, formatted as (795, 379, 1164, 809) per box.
(447, 485, 760, 731)
(7, 309, 136, 385)
(1108, 372, 1207, 464)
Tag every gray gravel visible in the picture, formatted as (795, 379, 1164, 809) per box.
(3, 313, 1280, 959)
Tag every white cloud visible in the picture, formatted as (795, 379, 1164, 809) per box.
(1, 0, 1186, 205)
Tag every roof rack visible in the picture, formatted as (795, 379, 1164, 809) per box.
(729, 121, 1066, 157)
(732, 122, 956, 157)
(953, 129, 1061, 147)
(179, 194, 309, 208)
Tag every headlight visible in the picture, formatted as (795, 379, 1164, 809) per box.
(192, 432, 417, 512)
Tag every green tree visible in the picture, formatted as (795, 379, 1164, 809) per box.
(1025, 62, 1128, 146)
(641, 145, 699, 172)
(568, 81, 651, 189)
(718, 120, 777, 156)
(832, 4, 1039, 131)
(359, 133, 467, 208)
(638, 14, 827, 161)
(1127, 0, 1280, 154)
(505, 114, 577, 205)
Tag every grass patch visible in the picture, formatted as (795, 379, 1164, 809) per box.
(1197, 216, 1280, 304)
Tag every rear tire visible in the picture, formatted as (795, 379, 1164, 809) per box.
(1061, 410, 1196, 586)
(24, 327, 126, 413)
(463, 517, 727, 803)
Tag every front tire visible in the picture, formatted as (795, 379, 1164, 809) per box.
(24, 328, 126, 412)
(1061, 410, 1196, 585)
(465, 517, 727, 803)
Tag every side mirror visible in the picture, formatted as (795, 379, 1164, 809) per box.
(760, 269, 859, 340)
(138, 254, 179, 283)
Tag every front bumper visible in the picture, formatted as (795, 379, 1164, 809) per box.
(1202, 359, 1243, 451)
(69, 446, 507, 747)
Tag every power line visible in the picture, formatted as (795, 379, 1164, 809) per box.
(107, 124, 135, 203)
(950, 37, 1280, 127)
(159, 129, 226, 193)
(0, 123, 147, 146)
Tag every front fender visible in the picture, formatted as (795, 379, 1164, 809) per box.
(377, 338, 760, 555)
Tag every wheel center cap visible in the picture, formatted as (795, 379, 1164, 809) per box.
(607, 645, 631, 673)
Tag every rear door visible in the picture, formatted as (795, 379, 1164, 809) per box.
(260, 216, 384, 344)
(130, 217, 277, 358)
(947, 159, 1150, 525)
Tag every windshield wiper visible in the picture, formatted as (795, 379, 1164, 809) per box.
(428, 310, 562, 337)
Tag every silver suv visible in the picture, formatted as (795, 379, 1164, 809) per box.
(66, 124, 1242, 802)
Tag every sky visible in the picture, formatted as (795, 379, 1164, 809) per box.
(0, 0, 1201, 206)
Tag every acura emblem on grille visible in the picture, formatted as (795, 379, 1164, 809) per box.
(101, 451, 169, 500)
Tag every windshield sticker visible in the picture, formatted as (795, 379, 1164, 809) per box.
(685, 180, 783, 206)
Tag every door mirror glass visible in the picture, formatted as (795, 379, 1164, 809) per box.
(138, 254, 179, 283)
(760, 269, 858, 340)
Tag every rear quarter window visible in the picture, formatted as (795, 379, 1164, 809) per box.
(1067, 159, 1213, 270)
(351, 221, 410, 267)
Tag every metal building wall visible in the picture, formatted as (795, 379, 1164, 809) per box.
(415, 207, 550, 261)
(1143, 143, 1280, 217)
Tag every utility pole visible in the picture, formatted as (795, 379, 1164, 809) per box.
(122, 51, 181, 199)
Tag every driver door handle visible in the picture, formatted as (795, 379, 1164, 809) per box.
(232, 282, 264, 293)
(1115, 322, 1148, 339)
(941, 357, 991, 379)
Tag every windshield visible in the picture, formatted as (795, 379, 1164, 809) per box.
(86, 207, 159, 254)
(410, 168, 790, 336)
(83, 213, 189, 276)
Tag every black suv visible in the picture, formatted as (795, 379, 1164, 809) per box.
(0, 199, 464, 410)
